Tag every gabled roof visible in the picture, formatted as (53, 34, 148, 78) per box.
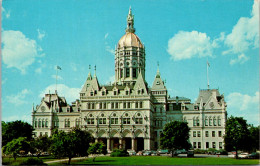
(151, 69, 166, 91)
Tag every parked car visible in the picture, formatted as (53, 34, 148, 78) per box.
(158, 149, 169, 154)
(187, 150, 194, 157)
(143, 150, 152, 156)
(128, 150, 136, 156)
(151, 151, 159, 156)
(238, 153, 249, 158)
(248, 152, 260, 159)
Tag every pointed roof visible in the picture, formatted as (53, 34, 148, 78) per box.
(151, 68, 167, 90)
(134, 72, 148, 94)
(195, 89, 220, 104)
(80, 72, 92, 93)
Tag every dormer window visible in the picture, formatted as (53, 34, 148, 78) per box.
(102, 91, 105, 96)
(67, 107, 70, 112)
(114, 91, 117, 95)
(126, 90, 129, 95)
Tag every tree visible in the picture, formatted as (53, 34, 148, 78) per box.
(160, 121, 191, 157)
(2, 137, 31, 160)
(50, 128, 93, 165)
(31, 135, 51, 158)
(88, 142, 107, 162)
(224, 116, 250, 159)
(2, 120, 34, 146)
(248, 125, 260, 152)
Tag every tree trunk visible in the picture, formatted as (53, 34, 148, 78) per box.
(171, 150, 174, 157)
(235, 150, 238, 159)
(68, 157, 72, 165)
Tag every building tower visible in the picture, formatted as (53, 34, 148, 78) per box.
(115, 7, 146, 85)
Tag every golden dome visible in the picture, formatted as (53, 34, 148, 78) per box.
(117, 32, 144, 48)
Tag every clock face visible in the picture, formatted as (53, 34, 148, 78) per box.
(41, 106, 46, 112)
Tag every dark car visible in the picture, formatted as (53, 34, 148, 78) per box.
(248, 152, 260, 159)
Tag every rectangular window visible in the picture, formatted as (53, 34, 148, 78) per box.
(219, 142, 223, 149)
(111, 118, 115, 124)
(218, 131, 222, 137)
(40, 132, 42, 136)
(115, 102, 119, 109)
(212, 131, 215, 137)
(205, 131, 209, 137)
(193, 119, 196, 126)
(126, 91, 129, 95)
(111, 103, 114, 109)
(140, 102, 143, 108)
(127, 102, 130, 108)
(213, 119, 217, 126)
(99, 103, 102, 109)
(123, 103, 126, 109)
(193, 131, 196, 137)
(103, 103, 106, 109)
(135, 102, 138, 108)
(212, 142, 216, 148)
(193, 142, 196, 149)
(198, 131, 201, 137)
(120, 69, 123, 78)
(92, 103, 95, 109)
(115, 118, 118, 124)
(88, 103, 91, 109)
(206, 142, 209, 149)
(198, 142, 201, 149)
(196, 119, 200, 126)
(45, 132, 48, 136)
(114, 91, 117, 95)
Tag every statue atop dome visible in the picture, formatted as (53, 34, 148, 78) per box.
(126, 7, 135, 33)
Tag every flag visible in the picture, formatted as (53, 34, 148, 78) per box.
(207, 61, 210, 67)
(57, 66, 62, 70)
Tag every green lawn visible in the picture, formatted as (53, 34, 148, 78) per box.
(2, 156, 57, 165)
(70, 156, 259, 165)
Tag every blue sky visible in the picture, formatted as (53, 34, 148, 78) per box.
(2, 0, 259, 126)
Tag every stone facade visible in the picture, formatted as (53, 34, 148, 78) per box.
(32, 8, 227, 152)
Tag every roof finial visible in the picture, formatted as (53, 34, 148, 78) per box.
(94, 65, 96, 77)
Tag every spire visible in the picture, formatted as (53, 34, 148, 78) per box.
(126, 6, 135, 33)
(87, 65, 92, 80)
(94, 65, 96, 77)
(156, 61, 161, 78)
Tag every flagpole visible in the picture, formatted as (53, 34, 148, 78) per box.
(56, 66, 58, 93)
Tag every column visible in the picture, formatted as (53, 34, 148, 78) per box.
(107, 138, 111, 152)
(131, 137, 135, 150)
(119, 138, 123, 149)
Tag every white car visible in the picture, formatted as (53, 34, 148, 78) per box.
(238, 153, 249, 158)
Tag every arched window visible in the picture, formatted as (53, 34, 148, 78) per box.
(34, 119, 37, 128)
(38, 119, 41, 128)
(135, 112, 143, 124)
(110, 113, 119, 124)
(123, 112, 131, 124)
(209, 117, 213, 126)
(205, 117, 208, 126)
(218, 117, 221, 126)
(45, 119, 48, 128)
(196, 117, 200, 126)
(193, 118, 196, 126)
(213, 117, 217, 126)
(42, 119, 45, 128)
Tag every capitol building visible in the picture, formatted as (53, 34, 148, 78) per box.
(32, 8, 227, 152)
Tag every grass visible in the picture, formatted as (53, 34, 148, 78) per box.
(70, 156, 259, 165)
(2, 156, 57, 165)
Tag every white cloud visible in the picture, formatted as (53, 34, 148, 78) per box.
(2, 7, 11, 19)
(2, 78, 7, 85)
(106, 75, 115, 85)
(229, 54, 249, 65)
(39, 84, 81, 103)
(227, 91, 259, 125)
(37, 29, 46, 40)
(51, 75, 63, 80)
(106, 45, 115, 55)
(71, 63, 77, 71)
(35, 67, 42, 74)
(104, 33, 109, 39)
(167, 31, 215, 61)
(223, 0, 259, 55)
(2, 30, 44, 74)
(6, 89, 31, 106)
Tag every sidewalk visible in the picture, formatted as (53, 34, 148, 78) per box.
(45, 156, 88, 164)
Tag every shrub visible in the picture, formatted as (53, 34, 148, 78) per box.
(20, 157, 47, 165)
(194, 149, 207, 154)
(110, 149, 129, 157)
